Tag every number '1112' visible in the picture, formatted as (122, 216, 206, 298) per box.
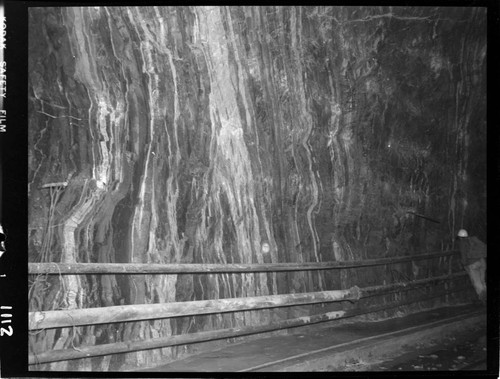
(1, 306, 13, 336)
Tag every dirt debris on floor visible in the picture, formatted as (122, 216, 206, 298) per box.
(369, 328, 487, 371)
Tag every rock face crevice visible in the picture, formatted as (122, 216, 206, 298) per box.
(28, 6, 486, 370)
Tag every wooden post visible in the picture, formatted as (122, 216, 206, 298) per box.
(28, 284, 469, 365)
(28, 251, 459, 275)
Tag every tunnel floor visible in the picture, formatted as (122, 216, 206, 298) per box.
(142, 303, 487, 372)
(369, 326, 487, 371)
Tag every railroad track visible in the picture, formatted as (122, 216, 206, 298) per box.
(239, 310, 485, 372)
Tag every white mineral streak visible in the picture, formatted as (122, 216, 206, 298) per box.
(59, 9, 108, 318)
(69, 8, 102, 188)
(127, 8, 178, 361)
(104, 8, 131, 187)
(154, 13, 182, 342)
(70, 8, 101, 93)
(457, 36, 470, 226)
(325, 29, 345, 261)
(291, 8, 323, 290)
(194, 7, 267, 325)
(109, 100, 125, 185)
(52, 15, 130, 368)
(333, 240, 343, 261)
(164, 48, 182, 262)
(226, 7, 274, 296)
(128, 8, 156, 261)
(287, 13, 305, 272)
(154, 6, 166, 47)
(60, 180, 96, 308)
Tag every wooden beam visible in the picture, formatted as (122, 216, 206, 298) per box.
(359, 272, 467, 298)
(28, 271, 468, 331)
(29, 286, 362, 330)
(28, 250, 458, 275)
(28, 285, 469, 365)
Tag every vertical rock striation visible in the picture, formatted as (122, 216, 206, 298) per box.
(28, 6, 486, 370)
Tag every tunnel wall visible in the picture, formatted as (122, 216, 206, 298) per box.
(28, 6, 486, 370)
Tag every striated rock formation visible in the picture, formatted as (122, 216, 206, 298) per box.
(28, 6, 486, 370)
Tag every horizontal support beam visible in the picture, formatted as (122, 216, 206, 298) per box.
(29, 284, 470, 365)
(28, 251, 458, 275)
(29, 272, 467, 331)
(359, 272, 466, 298)
(29, 286, 361, 330)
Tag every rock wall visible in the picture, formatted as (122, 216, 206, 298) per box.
(28, 6, 486, 370)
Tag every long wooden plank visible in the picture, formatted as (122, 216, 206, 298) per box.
(28, 251, 458, 275)
(29, 271, 467, 331)
(359, 272, 467, 298)
(29, 287, 361, 330)
(28, 285, 470, 365)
